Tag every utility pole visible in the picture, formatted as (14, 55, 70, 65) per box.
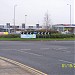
(67, 4, 71, 25)
(14, 5, 17, 33)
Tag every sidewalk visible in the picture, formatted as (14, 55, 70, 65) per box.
(0, 59, 32, 75)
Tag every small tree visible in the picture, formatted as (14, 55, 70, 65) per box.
(43, 11, 52, 31)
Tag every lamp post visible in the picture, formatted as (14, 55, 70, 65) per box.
(25, 15, 27, 31)
(14, 5, 17, 33)
(67, 4, 71, 25)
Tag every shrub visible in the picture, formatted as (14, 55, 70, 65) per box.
(50, 34, 74, 38)
(0, 33, 74, 38)
(0, 34, 20, 38)
(36, 34, 75, 38)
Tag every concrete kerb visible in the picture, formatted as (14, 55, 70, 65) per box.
(0, 56, 47, 75)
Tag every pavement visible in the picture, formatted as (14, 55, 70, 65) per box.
(0, 58, 32, 75)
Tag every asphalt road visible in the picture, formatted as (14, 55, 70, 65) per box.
(0, 41, 75, 75)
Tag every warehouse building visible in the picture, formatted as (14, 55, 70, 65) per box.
(52, 24, 75, 34)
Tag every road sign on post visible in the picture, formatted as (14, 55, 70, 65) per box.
(21, 31, 36, 38)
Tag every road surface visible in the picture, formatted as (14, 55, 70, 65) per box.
(0, 41, 75, 75)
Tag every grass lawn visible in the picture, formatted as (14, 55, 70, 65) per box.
(0, 38, 75, 41)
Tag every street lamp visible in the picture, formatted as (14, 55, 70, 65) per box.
(25, 15, 27, 31)
(14, 5, 17, 33)
(67, 4, 71, 25)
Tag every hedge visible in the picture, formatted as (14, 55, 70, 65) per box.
(50, 34, 75, 38)
(0, 34, 75, 38)
(0, 34, 20, 38)
(36, 34, 75, 38)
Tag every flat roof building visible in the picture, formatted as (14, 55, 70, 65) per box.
(52, 24, 75, 34)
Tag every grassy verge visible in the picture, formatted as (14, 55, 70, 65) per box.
(0, 38, 75, 41)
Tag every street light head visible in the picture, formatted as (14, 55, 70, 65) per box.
(25, 15, 27, 16)
(67, 4, 71, 5)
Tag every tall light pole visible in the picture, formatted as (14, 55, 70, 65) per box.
(67, 4, 71, 25)
(25, 15, 27, 31)
(14, 5, 17, 33)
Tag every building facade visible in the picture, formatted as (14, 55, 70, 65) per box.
(52, 24, 75, 34)
(0, 23, 42, 34)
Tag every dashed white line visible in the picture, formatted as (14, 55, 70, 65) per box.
(1, 49, 31, 51)
(17, 50, 42, 57)
(25, 52, 42, 56)
(53, 48, 71, 53)
(57, 48, 68, 50)
(20, 49, 31, 50)
(59, 60, 74, 64)
(1, 48, 42, 56)
(1, 49, 17, 50)
(41, 48, 49, 50)
(61, 50, 71, 53)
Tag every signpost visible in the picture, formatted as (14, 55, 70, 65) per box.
(20, 31, 51, 38)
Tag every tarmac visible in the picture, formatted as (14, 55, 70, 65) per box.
(0, 59, 32, 75)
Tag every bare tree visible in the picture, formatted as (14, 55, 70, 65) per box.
(44, 11, 52, 31)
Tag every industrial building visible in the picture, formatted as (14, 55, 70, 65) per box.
(0, 23, 42, 34)
(52, 24, 75, 34)
(0, 23, 75, 34)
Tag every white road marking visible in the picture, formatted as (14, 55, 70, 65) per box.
(17, 50, 42, 57)
(1, 48, 71, 53)
(20, 49, 31, 50)
(61, 50, 71, 53)
(59, 60, 74, 64)
(1, 49, 17, 50)
(58, 48, 68, 50)
(1, 49, 31, 51)
(54, 48, 68, 50)
(1, 48, 42, 56)
(41, 48, 49, 50)
(53, 48, 71, 53)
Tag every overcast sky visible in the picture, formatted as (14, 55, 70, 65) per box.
(0, 0, 74, 26)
